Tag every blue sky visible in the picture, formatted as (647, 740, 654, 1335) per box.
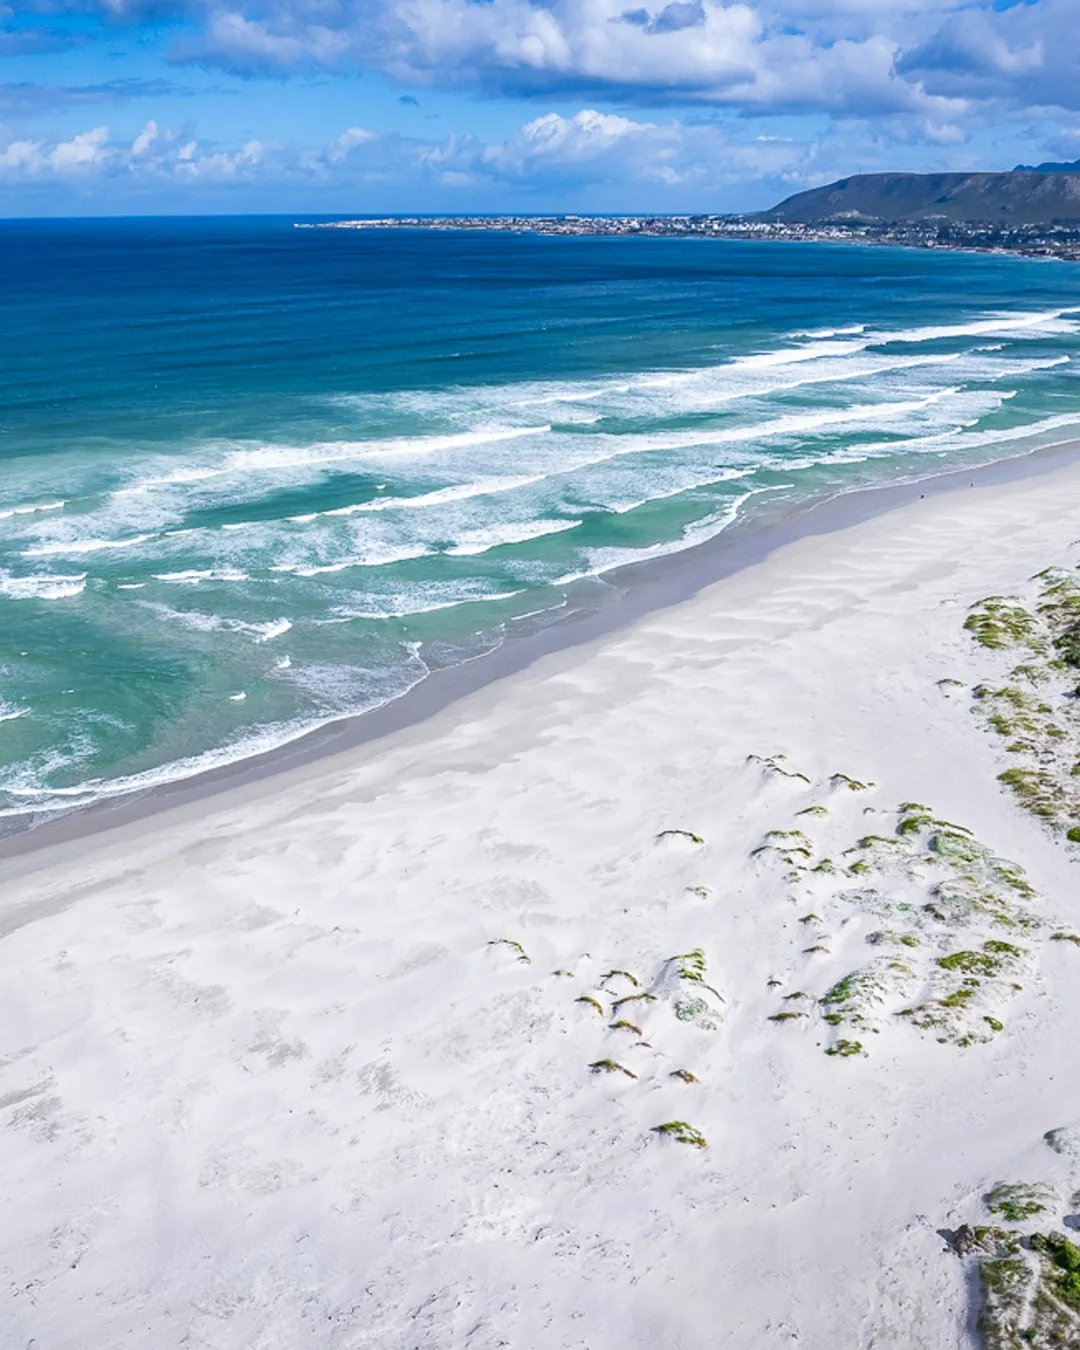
(0, 0, 1076, 213)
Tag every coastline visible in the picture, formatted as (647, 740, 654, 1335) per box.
(3, 431, 1080, 1344)
(5, 428, 1080, 863)
(307, 215, 1080, 264)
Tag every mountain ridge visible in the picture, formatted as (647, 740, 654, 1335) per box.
(765, 170, 1080, 226)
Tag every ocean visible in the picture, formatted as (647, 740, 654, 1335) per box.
(1, 215, 1079, 826)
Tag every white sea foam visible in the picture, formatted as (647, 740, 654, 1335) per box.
(222, 425, 550, 475)
(0, 500, 65, 521)
(867, 307, 1080, 346)
(0, 711, 366, 816)
(153, 568, 250, 585)
(570, 391, 964, 472)
(24, 533, 153, 558)
(0, 701, 28, 724)
(732, 339, 869, 370)
(790, 324, 867, 339)
(348, 589, 526, 620)
(605, 467, 757, 515)
(271, 544, 431, 576)
(326, 474, 547, 516)
(445, 518, 582, 557)
(0, 571, 87, 600)
(144, 604, 292, 643)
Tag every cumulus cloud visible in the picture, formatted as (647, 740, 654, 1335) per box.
(152, 0, 1077, 129)
(0, 107, 818, 198)
(6, 0, 1076, 133)
(172, 0, 964, 122)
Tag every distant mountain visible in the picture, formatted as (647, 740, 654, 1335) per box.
(1014, 158, 1080, 174)
(764, 171, 1080, 226)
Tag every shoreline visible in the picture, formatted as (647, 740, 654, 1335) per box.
(306, 216, 1080, 264)
(4, 431, 1080, 1344)
(4, 429, 1080, 864)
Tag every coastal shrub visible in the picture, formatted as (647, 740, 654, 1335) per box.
(747, 753, 811, 783)
(657, 828, 704, 845)
(985, 1182, 1054, 1223)
(1055, 623, 1080, 669)
(826, 1039, 864, 1057)
(674, 996, 719, 1029)
(589, 1059, 636, 1079)
(600, 968, 640, 987)
(612, 992, 656, 1013)
(938, 949, 1003, 978)
(488, 938, 531, 963)
(1031, 1233, 1080, 1312)
(998, 767, 1061, 819)
(964, 597, 1040, 650)
(575, 995, 605, 1015)
(652, 1121, 706, 1148)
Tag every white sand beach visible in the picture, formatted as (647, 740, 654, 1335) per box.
(5, 457, 1080, 1348)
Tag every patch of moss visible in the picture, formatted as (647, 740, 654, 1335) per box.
(984, 1016, 1004, 1032)
(796, 805, 829, 817)
(609, 1020, 642, 1035)
(832, 773, 873, 791)
(1051, 931, 1080, 946)
(669, 1069, 697, 1084)
(769, 1011, 806, 1022)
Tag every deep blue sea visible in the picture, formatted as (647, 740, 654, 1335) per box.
(2, 216, 1079, 823)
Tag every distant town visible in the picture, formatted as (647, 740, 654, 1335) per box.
(307, 213, 1080, 262)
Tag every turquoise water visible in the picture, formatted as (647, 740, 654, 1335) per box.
(2, 217, 1079, 824)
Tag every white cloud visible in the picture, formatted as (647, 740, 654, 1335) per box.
(48, 126, 109, 173)
(131, 119, 158, 156)
(0, 108, 818, 198)
(326, 126, 375, 162)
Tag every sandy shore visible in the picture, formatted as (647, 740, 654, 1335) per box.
(5, 454, 1080, 1347)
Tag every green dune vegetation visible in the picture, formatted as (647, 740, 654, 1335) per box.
(948, 1182, 1080, 1347)
(751, 784, 1045, 1053)
(964, 569, 1080, 835)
